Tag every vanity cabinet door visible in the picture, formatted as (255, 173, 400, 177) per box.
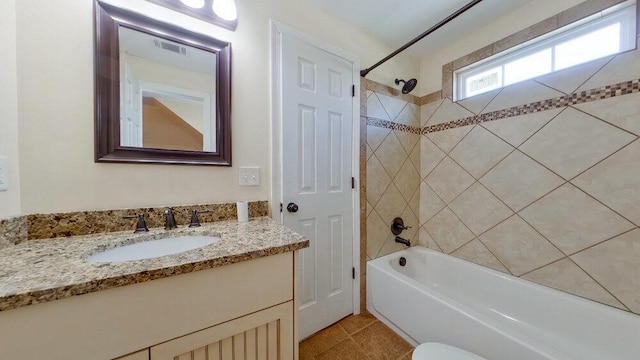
(114, 349, 149, 360)
(150, 301, 294, 360)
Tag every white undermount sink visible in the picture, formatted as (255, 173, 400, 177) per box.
(86, 235, 221, 263)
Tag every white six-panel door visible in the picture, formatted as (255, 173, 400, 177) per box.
(280, 31, 355, 339)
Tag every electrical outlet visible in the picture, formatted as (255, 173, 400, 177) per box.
(0, 156, 8, 192)
(239, 166, 260, 186)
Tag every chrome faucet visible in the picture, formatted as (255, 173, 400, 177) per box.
(164, 207, 177, 230)
(395, 236, 411, 247)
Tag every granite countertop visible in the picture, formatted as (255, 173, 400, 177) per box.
(0, 217, 308, 312)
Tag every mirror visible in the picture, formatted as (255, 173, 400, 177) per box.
(95, 1, 231, 166)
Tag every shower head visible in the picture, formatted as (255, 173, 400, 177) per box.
(395, 78, 418, 94)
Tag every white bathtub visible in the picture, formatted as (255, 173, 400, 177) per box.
(367, 246, 640, 360)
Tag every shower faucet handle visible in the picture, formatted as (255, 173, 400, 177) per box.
(391, 217, 411, 235)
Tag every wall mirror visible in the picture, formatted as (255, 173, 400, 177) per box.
(95, 1, 231, 166)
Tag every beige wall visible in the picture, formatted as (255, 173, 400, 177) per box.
(0, 0, 21, 218)
(418, 0, 586, 95)
(11, 0, 417, 215)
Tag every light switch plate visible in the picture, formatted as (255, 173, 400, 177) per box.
(239, 166, 260, 186)
(0, 156, 8, 192)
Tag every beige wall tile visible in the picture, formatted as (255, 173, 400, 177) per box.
(377, 234, 407, 258)
(425, 207, 475, 254)
(366, 125, 391, 152)
(522, 258, 626, 310)
(457, 88, 501, 115)
(367, 93, 390, 120)
(395, 130, 419, 156)
(519, 107, 635, 180)
(425, 157, 475, 203)
(578, 46, 640, 92)
(377, 92, 407, 121)
(449, 126, 514, 179)
(408, 186, 420, 220)
(420, 99, 444, 126)
(481, 108, 563, 148)
(574, 92, 640, 136)
(366, 143, 374, 160)
(375, 132, 408, 179)
(449, 182, 514, 236)
(535, 57, 611, 94)
(420, 136, 446, 179)
(394, 159, 420, 203)
(426, 125, 474, 154)
(426, 98, 474, 126)
(482, 80, 564, 114)
(572, 229, 640, 313)
(573, 140, 640, 226)
(451, 239, 509, 273)
(408, 140, 420, 172)
(374, 183, 408, 226)
(394, 104, 419, 127)
(480, 150, 565, 212)
(419, 226, 442, 252)
(480, 215, 564, 276)
(365, 155, 391, 205)
(419, 182, 446, 225)
(366, 211, 389, 259)
(400, 205, 419, 242)
(520, 184, 635, 254)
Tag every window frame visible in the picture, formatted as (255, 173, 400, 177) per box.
(454, 1, 637, 101)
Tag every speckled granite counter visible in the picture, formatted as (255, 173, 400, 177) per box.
(0, 217, 308, 312)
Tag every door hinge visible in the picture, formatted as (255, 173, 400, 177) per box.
(280, 203, 283, 213)
(351, 177, 355, 189)
(352, 85, 356, 97)
(352, 267, 356, 279)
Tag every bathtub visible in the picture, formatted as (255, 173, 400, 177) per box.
(367, 246, 640, 360)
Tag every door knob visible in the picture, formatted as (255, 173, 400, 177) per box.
(287, 202, 299, 213)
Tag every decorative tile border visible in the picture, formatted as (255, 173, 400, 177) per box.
(366, 117, 422, 135)
(422, 78, 640, 134)
(0, 201, 269, 242)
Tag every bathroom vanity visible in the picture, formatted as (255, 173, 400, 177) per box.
(0, 218, 308, 359)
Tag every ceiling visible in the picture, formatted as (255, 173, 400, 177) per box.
(310, 0, 535, 59)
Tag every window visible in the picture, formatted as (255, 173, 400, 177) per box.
(455, 1, 637, 100)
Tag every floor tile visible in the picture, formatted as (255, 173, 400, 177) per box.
(301, 322, 348, 356)
(352, 322, 413, 360)
(315, 339, 368, 360)
(338, 313, 378, 335)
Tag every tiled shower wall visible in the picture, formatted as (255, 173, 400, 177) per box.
(418, 42, 640, 314)
(364, 83, 421, 262)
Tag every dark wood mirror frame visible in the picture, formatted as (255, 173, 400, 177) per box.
(94, 1, 232, 166)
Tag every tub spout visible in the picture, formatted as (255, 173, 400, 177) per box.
(395, 236, 411, 247)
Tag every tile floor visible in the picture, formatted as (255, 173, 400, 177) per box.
(299, 312, 414, 360)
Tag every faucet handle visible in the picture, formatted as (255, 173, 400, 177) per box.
(391, 217, 411, 235)
(189, 209, 211, 227)
(164, 207, 177, 230)
(123, 214, 149, 233)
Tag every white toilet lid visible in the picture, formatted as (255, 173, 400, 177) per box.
(412, 343, 487, 360)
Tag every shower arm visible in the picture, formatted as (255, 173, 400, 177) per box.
(360, 0, 484, 78)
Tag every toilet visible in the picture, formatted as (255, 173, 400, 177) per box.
(412, 343, 487, 360)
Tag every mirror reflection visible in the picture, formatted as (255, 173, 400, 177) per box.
(119, 26, 217, 152)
